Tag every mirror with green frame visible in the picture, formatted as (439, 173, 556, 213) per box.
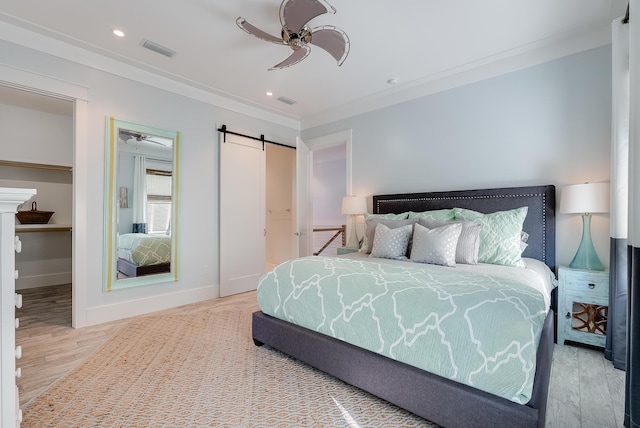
(104, 117, 179, 291)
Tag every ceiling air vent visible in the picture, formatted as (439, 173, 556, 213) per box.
(141, 39, 176, 58)
(277, 96, 297, 105)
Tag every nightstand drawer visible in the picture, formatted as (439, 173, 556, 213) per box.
(562, 276, 608, 302)
(557, 266, 609, 347)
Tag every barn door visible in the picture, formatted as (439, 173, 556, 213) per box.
(219, 132, 265, 297)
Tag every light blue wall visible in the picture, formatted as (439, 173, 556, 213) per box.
(302, 46, 613, 268)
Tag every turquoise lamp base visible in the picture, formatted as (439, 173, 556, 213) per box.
(568, 214, 605, 271)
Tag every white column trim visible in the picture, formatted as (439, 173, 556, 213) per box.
(0, 187, 36, 427)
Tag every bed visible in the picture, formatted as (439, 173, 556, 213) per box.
(252, 185, 556, 428)
(116, 233, 171, 277)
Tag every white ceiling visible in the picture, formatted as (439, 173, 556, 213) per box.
(0, 0, 627, 126)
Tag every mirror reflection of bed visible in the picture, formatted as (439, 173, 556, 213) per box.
(116, 233, 171, 279)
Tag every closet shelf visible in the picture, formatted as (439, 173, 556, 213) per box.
(0, 160, 72, 172)
(15, 224, 72, 233)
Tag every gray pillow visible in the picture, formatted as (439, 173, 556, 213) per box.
(370, 223, 413, 260)
(360, 213, 410, 252)
(418, 219, 481, 265)
(410, 223, 462, 267)
(363, 218, 417, 254)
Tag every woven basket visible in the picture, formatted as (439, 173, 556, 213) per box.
(16, 201, 54, 224)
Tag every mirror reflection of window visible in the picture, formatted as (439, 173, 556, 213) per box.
(146, 168, 172, 235)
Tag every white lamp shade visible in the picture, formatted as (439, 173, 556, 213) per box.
(341, 196, 367, 215)
(560, 182, 610, 214)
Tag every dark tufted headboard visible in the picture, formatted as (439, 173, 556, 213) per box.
(372, 185, 556, 271)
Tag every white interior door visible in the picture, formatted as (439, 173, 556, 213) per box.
(295, 136, 312, 257)
(220, 133, 265, 297)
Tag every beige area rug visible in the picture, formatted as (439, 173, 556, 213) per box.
(22, 307, 438, 427)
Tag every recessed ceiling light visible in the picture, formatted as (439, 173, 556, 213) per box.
(387, 78, 399, 85)
(266, 91, 273, 96)
(113, 29, 125, 37)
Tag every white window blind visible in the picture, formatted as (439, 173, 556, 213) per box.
(146, 169, 172, 234)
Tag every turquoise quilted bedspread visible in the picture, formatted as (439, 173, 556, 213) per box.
(257, 256, 548, 404)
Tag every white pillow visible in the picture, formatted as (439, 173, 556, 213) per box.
(410, 223, 462, 267)
(369, 223, 413, 260)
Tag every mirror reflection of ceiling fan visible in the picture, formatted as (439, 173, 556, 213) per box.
(236, 0, 350, 70)
(119, 130, 172, 148)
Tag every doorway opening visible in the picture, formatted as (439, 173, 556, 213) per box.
(304, 129, 353, 257)
(0, 85, 73, 301)
(265, 143, 296, 271)
(312, 143, 347, 256)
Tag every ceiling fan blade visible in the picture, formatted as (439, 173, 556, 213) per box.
(236, 17, 285, 44)
(144, 137, 169, 146)
(120, 130, 144, 141)
(310, 26, 350, 66)
(279, 0, 335, 32)
(269, 46, 310, 70)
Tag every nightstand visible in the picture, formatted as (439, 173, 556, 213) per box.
(557, 265, 609, 347)
(337, 247, 359, 255)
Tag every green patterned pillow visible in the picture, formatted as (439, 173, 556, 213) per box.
(453, 207, 528, 267)
(407, 209, 455, 221)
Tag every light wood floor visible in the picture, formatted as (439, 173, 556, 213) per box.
(16, 284, 625, 427)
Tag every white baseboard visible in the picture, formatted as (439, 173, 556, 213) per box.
(15, 272, 72, 290)
(83, 284, 219, 327)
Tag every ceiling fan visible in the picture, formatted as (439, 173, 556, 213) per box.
(120, 130, 171, 147)
(236, 0, 350, 70)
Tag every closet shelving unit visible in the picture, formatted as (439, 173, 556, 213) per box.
(0, 160, 72, 233)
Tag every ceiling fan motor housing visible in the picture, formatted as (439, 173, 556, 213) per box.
(282, 26, 312, 50)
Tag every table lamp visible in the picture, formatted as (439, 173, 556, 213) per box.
(559, 182, 610, 271)
(341, 196, 367, 249)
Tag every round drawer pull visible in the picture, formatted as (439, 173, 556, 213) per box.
(588, 283, 596, 289)
(566, 312, 571, 319)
